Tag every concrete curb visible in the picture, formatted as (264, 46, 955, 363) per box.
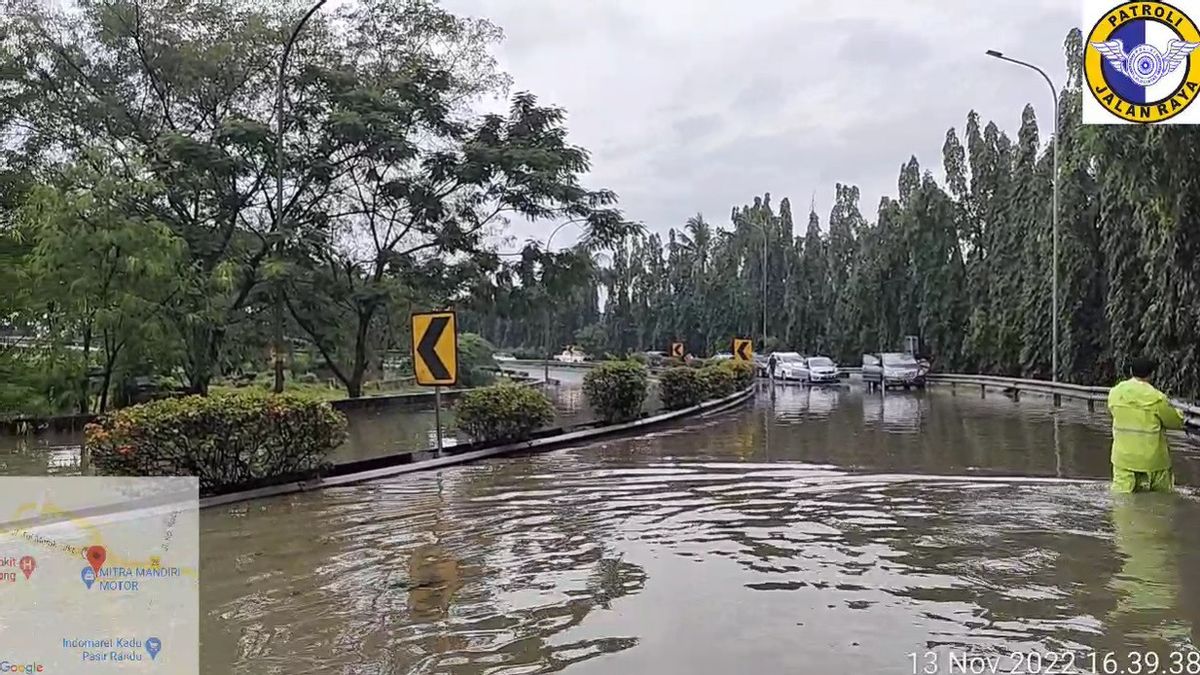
(199, 385, 756, 509)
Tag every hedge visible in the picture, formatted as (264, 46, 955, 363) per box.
(721, 360, 755, 389)
(582, 360, 649, 423)
(84, 392, 347, 494)
(659, 367, 706, 410)
(699, 364, 737, 399)
(456, 384, 555, 443)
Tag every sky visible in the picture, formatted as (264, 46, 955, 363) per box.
(441, 0, 1077, 248)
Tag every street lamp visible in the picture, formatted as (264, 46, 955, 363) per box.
(541, 220, 585, 383)
(272, 0, 329, 393)
(986, 49, 1060, 383)
(745, 221, 768, 351)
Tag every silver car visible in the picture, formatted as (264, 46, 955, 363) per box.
(862, 352, 925, 389)
(800, 355, 840, 384)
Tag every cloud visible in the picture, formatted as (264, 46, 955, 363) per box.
(445, 0, 1078, 245)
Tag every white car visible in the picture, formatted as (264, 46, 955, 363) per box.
(553, 349, 586, 363)
(772, 352, 807, 381)
(800, 356, 840, 384)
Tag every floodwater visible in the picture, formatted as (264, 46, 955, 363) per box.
(0, 371, 595, 474)
(201, 384, 1200, 674)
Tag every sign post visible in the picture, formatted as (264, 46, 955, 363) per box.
(732, 338, 753, 362)
(411, 310, 459, 454)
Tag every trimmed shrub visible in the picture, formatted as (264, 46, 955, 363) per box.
(84, 392, 347, 495)
(721, 360, 755, 389)
(699, 365, 737, 399)
(582, 360, 649, 423)
(659, 367, 706, 410)
(456, 383, 555, 443)
(627, 352, 650, 366)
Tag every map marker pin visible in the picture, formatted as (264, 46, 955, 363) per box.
(85, 545, 106, 573)
(145, 637, 161, 661)
(80, 567, 95, 589)
(18, 556, 35, 580)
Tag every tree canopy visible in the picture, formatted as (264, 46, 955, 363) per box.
(0, 0, 633, 412)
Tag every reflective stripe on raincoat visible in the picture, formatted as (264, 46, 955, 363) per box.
(1107, 378, 1185, 472)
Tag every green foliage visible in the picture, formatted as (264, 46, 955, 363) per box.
(84, 392, 348, 494)
(2, 0, 632, 404)
(458, 333, 497, 388)
(699, 365, 737, 399)
(659, 367, 706, 410)
(582, 360, 649, 423)
(455, 383, 555, 443)
(15, 167, 182, 413)
(721, 360, 755, 390)
(0, 348, 79, 418)
(574, 323, 609, 359)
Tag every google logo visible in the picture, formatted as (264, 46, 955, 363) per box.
(0, 662, 45, 673)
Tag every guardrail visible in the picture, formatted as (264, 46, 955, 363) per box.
(926, 373, 1200, 427)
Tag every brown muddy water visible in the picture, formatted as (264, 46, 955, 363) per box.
(200, 384, 1200, 673)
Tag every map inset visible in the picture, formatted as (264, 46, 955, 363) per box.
(0, 477, 198, 673)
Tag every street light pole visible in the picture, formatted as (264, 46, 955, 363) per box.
(542, 220, 579, 384)
(745, 221, 768, 349)
(272, 0, 329, 394)
(761, 226, 768, 350)
(986, 49, 1060, 383)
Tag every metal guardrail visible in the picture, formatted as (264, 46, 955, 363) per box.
(927, 373, 1200, 427)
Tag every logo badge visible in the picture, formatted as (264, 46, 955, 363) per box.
(1084, 0, 1200, 123)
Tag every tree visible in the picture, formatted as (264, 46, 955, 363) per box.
(0, 0, 526, 396)
(17, 159, 180, 412)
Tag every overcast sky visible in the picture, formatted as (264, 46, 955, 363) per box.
(442, 0, 1076, 248)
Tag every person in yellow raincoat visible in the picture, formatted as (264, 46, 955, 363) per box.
(1107, 357, 1186, 493)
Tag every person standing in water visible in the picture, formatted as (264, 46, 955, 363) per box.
(1107, 357, 1186, 493)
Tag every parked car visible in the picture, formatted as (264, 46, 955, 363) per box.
(862, 352, 925, 389)
(800, 355, 840, 384)
(753, 354, 769, 377)
(554, 348, 587, 363)
(773, 352, 808, 381)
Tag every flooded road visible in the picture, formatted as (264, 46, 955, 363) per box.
(201, 385, 1200, 673)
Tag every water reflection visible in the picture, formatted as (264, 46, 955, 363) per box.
(1106, 494, 1188, 648)
(772, 384, 842, 420)
(861, 389, 927, 433)
(0, 433, 83, 475)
